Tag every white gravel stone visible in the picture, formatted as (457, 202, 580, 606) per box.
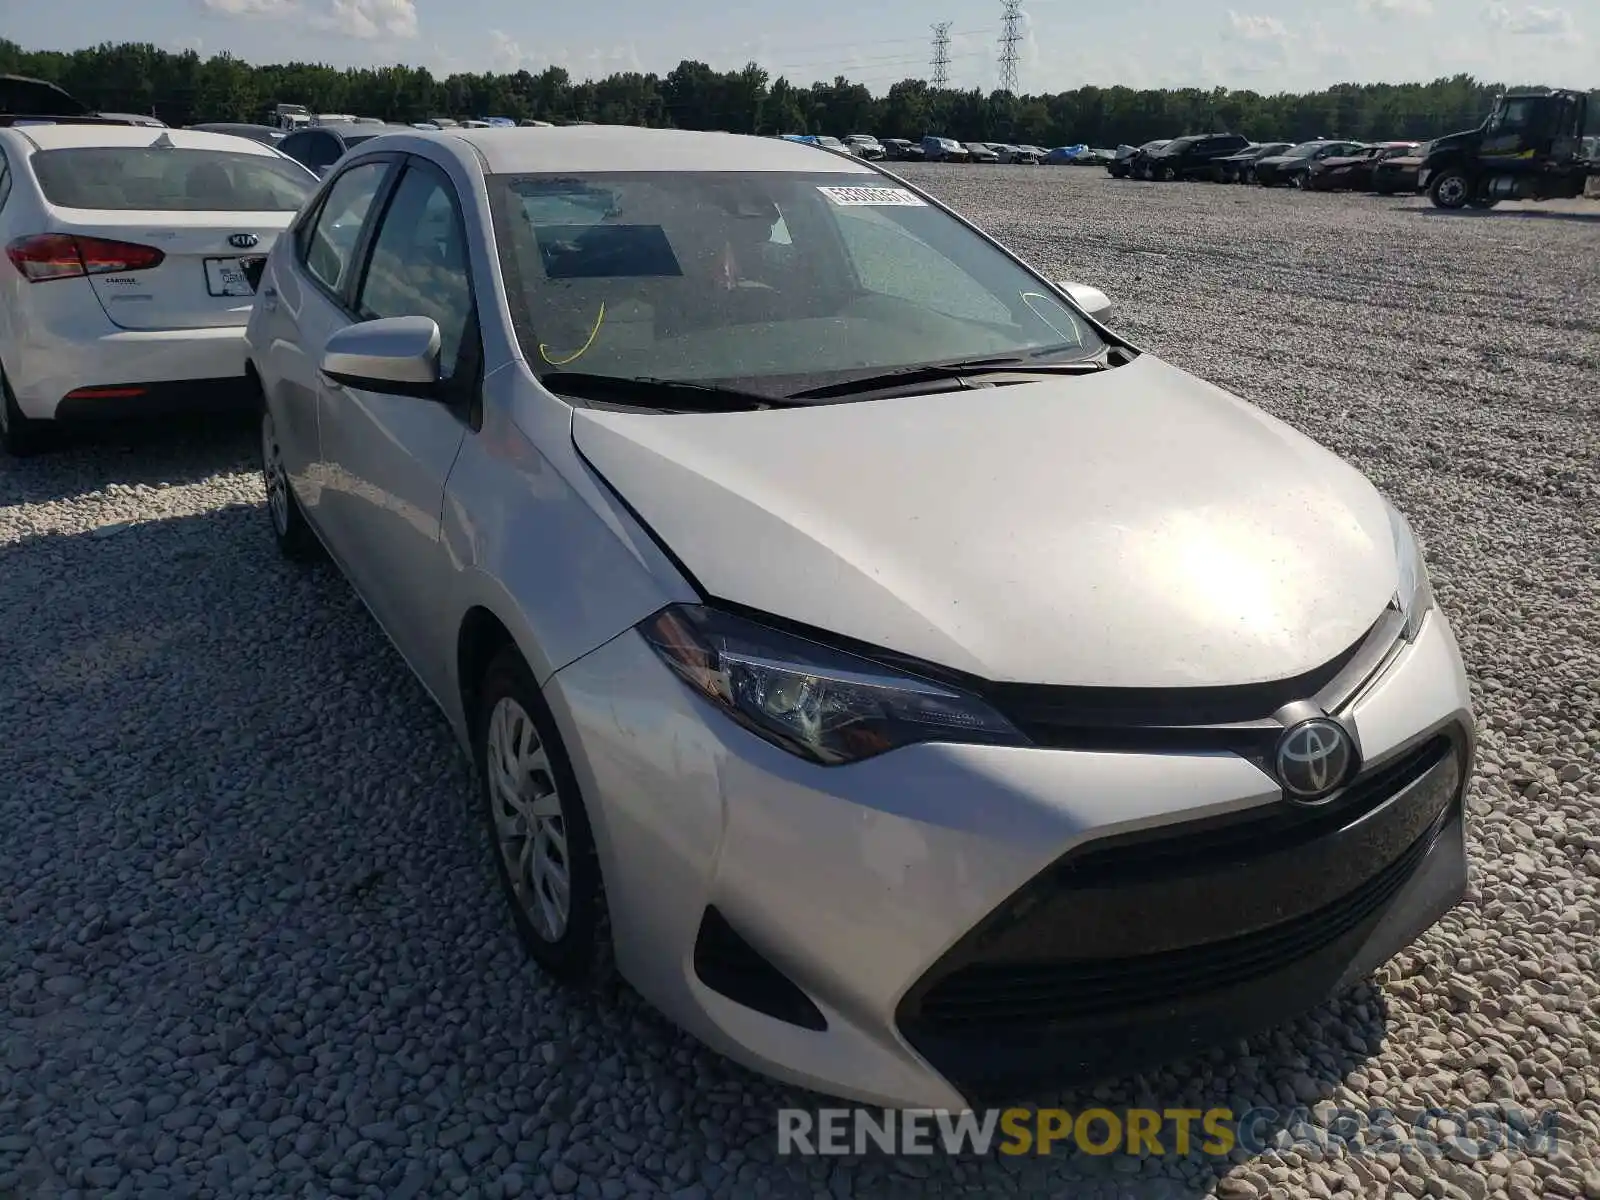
(1, 169, 1596, 1199)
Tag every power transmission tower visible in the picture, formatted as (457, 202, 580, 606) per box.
(930, 22, 952, 89)
(998, 0, 1022, 93)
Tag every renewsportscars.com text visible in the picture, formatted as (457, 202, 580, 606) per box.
(776, 1105, 1571, 1160)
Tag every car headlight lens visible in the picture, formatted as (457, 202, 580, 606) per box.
(1386, 502, 1434, 641)
(641, 604, 1027, 765)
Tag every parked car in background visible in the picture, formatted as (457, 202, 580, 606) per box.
(996, 144, 1042, 164)
(1307, 142, 1420, 191)
(842, 134, 885, 160)
(190, 122, 288, 146)
(814, 135, 858, 156)
(921, 135, 969, 161)
(0, 123, 317, 454)
(1213, 142, 1291, 183)
(1044, 144, 1085, 165)
(1079, 147, 1116, 166)
(964, 141, 1000, 163)
(1109, 139, 1169, 178)
(1371, 144, 1428, 194)
(1253, 140, 1367, 187)
(1143, 132, 1250, 181)
(250, 124, 1473, 1114)
(880, 138, 924, 161)
(277, 122, 417, 177)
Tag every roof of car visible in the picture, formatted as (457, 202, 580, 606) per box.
(8, 124, 281, 154)
(375, 126, 881, 175)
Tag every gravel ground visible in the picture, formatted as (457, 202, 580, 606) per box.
(2, 168, 1598, 1200)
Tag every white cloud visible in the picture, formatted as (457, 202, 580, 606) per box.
(488, 29, 531, 73)
(199, 0, 296, 16)
(1483, 2, 1578, 37)
(1357, 0, 1435, 16)
(1226, 11, 1291, 40)
(316, 0, 418, 39)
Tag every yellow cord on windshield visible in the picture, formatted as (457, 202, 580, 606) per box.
(539, 302, 606, 366)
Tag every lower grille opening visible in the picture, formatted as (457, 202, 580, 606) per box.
(907, 801, 1451, 1032)
(693, 906, 827, 1032)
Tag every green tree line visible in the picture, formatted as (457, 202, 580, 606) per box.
(3, 39, 1592, 147)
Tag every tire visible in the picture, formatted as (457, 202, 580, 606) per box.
(1242, 167, 1256, 184)
(476, 645, 610, 984)
(1157, 164, 1176, 182)
(1290, 171, 1309, 189)
(0, 360, 46, 458)
(1428, 167, 1472, 210)
(260, 402, 321, 561)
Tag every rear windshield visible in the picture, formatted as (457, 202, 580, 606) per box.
(30, 147, 315, 212)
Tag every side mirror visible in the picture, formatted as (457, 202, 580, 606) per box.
(320, 315, 442, 398)
(1057, 281, 1113, 320)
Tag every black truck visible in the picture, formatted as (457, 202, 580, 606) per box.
(1419, 88, 1598, 209)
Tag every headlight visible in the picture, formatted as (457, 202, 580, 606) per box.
(1386, 502, 1435, 641)
(640, 604, 1026, 765)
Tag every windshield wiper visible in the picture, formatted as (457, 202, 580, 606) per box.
(786, 353, 1110, 401)
(539, 372, 801, 412)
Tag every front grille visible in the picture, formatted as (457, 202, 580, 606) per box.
(1056, 735, 1451, 888)
(913, 800, 1451, 1030)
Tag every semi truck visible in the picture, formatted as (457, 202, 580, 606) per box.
(1419, 88, 1598, 209)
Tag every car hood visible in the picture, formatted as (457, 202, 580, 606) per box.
(1255, 155, 1309, 169)
(570, 355, 1399, 689)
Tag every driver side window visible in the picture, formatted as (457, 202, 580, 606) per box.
(300, 160, 390, 297)
(833, 208, 1011, 325)
(354, 162, 474, 378)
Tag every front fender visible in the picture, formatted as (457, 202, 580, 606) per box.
(439, 364, 698, 740)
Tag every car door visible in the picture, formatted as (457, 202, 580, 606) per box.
(314, 154, 478, 700)
(255, 156, 397, 512)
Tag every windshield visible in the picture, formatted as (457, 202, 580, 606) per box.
(490, 171, 1103, 396)
(30, 147, 316, 211)
(1285, 141, 1329, 157)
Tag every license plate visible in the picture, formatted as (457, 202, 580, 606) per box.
(205, 256, 264, 298)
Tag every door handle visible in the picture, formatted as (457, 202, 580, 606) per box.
(261, 285, 278, 311)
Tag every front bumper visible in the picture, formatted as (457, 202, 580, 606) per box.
(546, 609, 1473, 1109)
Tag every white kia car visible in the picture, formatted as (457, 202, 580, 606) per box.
(0, 124, 317, 454)
(249, 126, 1475, 1110)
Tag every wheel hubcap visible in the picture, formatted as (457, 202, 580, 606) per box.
(1440, 177, 1466, 204)
(486, 697, 571, 941)
(261, 410, 289, 535)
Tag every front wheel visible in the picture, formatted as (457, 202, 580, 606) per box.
(1291, 171, 1310, 189)
(476, 645, 610, 983)
(1428, 168, 1472, 209)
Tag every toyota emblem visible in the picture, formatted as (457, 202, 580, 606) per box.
(1274, 718, 1357, 803)
(228, 233, 260, 249)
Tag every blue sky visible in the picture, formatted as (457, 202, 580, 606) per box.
(10, 0, 1596, 95)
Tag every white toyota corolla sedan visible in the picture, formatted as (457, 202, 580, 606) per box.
(0, 124, 316, 455)
(248, 126, 1475, 1110)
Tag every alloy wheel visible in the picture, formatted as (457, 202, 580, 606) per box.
(1437, 175, 1468, 206)
(486, 696, 571, 942)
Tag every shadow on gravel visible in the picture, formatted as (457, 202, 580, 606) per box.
(1, 501, 1394, 1200)
(0, 412, 257, 507)
(1405, 207, 1600, 225)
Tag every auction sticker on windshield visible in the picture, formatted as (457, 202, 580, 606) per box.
(816, 186, 927, 206)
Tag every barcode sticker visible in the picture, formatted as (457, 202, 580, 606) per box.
(817, 186, 927, 207)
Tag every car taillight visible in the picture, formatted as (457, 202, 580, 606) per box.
(5, 234, 166, 283)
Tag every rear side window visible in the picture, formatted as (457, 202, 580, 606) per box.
(29, 147, 315, 212)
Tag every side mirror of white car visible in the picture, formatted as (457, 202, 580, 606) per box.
(1057, 281, 1113, 320)
(320, 315, 443, 399)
